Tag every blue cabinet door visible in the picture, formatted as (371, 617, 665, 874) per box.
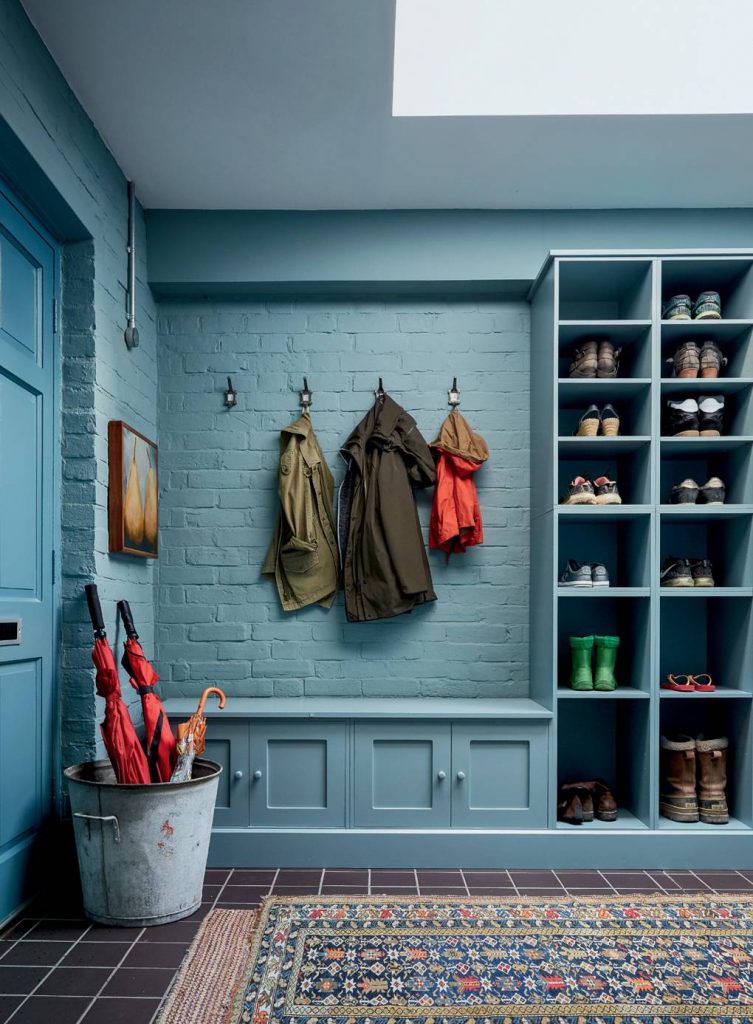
(451, 722, 549, 828)
(354, 722, 451, 827)
(250, 720, 346, 827)
(171, 718, 251, 827)
(0, 184, 57, 924)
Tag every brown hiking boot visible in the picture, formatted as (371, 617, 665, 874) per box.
(597, 340, 621, 378)
(667, 341, 700, 378)
(660, 735, 699, 822)
(569, 340, 598, 378)
(696, 736, 729, 824)
(699, 340, 727, 378)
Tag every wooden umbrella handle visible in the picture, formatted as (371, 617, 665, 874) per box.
(196, 686, 226, 716)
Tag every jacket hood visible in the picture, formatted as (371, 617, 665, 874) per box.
(342, 394, 404, 453)
(430, 408, 489, 463)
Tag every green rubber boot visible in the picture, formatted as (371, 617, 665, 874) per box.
(594, 635, 620, 691)
(569, 635, 594, 690)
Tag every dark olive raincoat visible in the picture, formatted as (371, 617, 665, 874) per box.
(338, 394, 436, 622)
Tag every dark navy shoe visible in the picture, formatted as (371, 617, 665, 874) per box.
(693, 291, 722, 320)
(663, 294, 692, 320)
(698, 395, 724, 436)
(691, 558, 715, 587)
(558, 560, 593, 587)
(699, 477, 726, 505)
(590, 563, 610, 588)
(661, 557, 694, 587)
(671, 479, 700, 504)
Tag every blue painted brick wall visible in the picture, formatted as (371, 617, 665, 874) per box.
(157, 299, 530, 699)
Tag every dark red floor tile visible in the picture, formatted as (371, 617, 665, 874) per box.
(466, 887, 518, 897)
(664, 873, 711, 891)
(80, 997, 161, 1024)
(695, 872, 753, 888)
(177, 903, 213, 923)
(202, 884, 222, 901)
(369, 887, 418, 896)
(140, 921, 200, 943)
(0, 966, 49, 994)
(417, 871, 463, 885)
(36, 966, 109, 997)
(555, 871, 611, 889)
(213, 902, 260, 910)
(462, 871, 514, 887)
(24, 920, 89, 942)
(370, 871, 416, 887)
(0, 941, 70, 966)
(602, 873, 661, 890)
(85, 925, 143, 943)
(417, 887, 467, 896)
(123, 942, 188, 969)
(275, 869, 322, 884)
(229, 870, 276, 886)
(319, 885, 369, 895)
(101, 967, 176, 998)
(323, 870, 369, 885)
(611, 887, 664, 895)
(516, 888, 568, 897)
(270, 886, 321, 897)
(217, 886, 268, 904)
(509, 871, 562, 887)
(204, 868, 232, 883)
(10, 995, 91, 1023)
(562, 888, 616, 896)
(61, 942, 131, 968)
(0, 920, 35, 942)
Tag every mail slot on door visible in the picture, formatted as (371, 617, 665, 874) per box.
(0, 620, 21, 645)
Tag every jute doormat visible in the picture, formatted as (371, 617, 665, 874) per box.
(156, 894, 753, 1023)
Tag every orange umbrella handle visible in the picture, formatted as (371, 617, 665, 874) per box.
(196, 687, 226, 716)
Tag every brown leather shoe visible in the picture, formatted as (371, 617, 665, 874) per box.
(562, 779, 617, 822)
(569, 340, 598, 378)
(660, 735, 699, 822)
(696, 736, 729, 824)
(557, 788, 585, 825)
(560, 782, 594, 822)
(597, 340, 621, 378)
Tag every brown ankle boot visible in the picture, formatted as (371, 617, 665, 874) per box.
(592, 779, 618, 821)
(696, 737, 729, 824)
(557, 788, 584, 825)
(660, 736, 699, 822)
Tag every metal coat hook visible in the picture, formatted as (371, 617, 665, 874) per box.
(299, 377, 313, 410)
(375, 377, 386, 402)
(448, 377, 461, 407)
(224, 377, 238, 409)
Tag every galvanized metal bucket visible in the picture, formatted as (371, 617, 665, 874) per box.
(65, 758, 221, 927)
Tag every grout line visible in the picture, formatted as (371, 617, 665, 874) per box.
(459, 870, 471, 897)
(4, 922, 94, 1023)
(317, 869, 325, 896)
(367, 868, 372, 896)
(413, 869, 421, 896)
(597, 871, 620, 893)
(689, 870, 713, 891)
(507, 871, 521, 897)
(268, 868, 280, 896)
(72, 924, 147, 1024)
(549, 871, 567, 891)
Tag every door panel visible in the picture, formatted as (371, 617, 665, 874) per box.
(250, 720, 346, 827)
(0, 184, 56, 924)
(354, 722, 451, 827)
(451, 722, 548, 828)
(201, 721, 250, 828)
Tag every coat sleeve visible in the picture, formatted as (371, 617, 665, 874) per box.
(276, 434, 320, 574)
(401, 419, 437, 488)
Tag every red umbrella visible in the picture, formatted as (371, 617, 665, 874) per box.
(86, 585, 150, 785)
(118, 600, 176, 783)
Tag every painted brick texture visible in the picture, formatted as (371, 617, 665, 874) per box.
(157, 299, 530, 699)
(1, 1, 158, 768)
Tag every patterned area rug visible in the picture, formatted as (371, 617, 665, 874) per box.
(157, 895, 753, 1023)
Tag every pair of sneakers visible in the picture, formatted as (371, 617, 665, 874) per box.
(558, 560, 610, 588)
(561, 476, 622, 505)
(660, 556, 715, 588)
(663, 291, 722, 321)
(666, 395, 724, 436)
(670, 477, 725, 505)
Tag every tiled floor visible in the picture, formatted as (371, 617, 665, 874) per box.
(1, 867, 752, 1023)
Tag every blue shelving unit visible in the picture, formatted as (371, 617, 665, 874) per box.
(530, 250, 753, 842)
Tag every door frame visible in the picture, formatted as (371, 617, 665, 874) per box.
(0, 174, 62, 814)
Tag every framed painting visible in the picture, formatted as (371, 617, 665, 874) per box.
(108, 421, 159, 558)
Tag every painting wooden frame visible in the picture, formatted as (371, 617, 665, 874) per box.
(108, 420, 159, 558)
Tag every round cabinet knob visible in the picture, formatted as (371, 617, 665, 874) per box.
(233, 770, 244, 781)
(456, 771, 466, 781)
(253, 770, 263, 780)
(437, 770, 446, 781)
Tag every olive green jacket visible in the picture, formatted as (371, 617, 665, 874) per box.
(262, 413, 340, 612)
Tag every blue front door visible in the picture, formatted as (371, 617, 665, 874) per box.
(0, 182, 58, 924)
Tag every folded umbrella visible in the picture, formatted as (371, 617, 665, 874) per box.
(85, 584, 150, 785)
(170, 687, 226, 784)
(118, 600, 176, 783)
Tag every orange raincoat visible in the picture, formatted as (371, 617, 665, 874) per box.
(429, 409, 489, 556)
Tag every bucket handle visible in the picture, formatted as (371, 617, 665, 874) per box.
(74, 812, 121, 843)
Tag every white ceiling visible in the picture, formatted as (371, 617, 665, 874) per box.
(21, 0, 753, 210)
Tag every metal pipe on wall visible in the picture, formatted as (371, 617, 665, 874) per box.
(124, 180, 139, 349)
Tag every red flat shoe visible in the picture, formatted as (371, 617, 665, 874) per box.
(662, 674, 694, 692)
(691, 673, 716, 692)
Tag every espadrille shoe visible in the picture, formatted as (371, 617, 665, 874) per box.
(663, 294, 693, 320)
(670, 479, 700, 504)
(666, 341, 700, 378)
(597, 340, 621, 378)
(693, 291, 722, 320)
(561, 476, 597, 505)
(660, 735, 699, 822)
(699, 476, 725, 505)
(599, 404, 620, 436)
(576, 405, 601, 436)
(699, 340, 727, 378)
(593, 476, 621, 504)
(569, 340, 598, 378)
(696, 736, 729, 824)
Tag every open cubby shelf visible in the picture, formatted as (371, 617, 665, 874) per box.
(531, 250, 753, 837)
